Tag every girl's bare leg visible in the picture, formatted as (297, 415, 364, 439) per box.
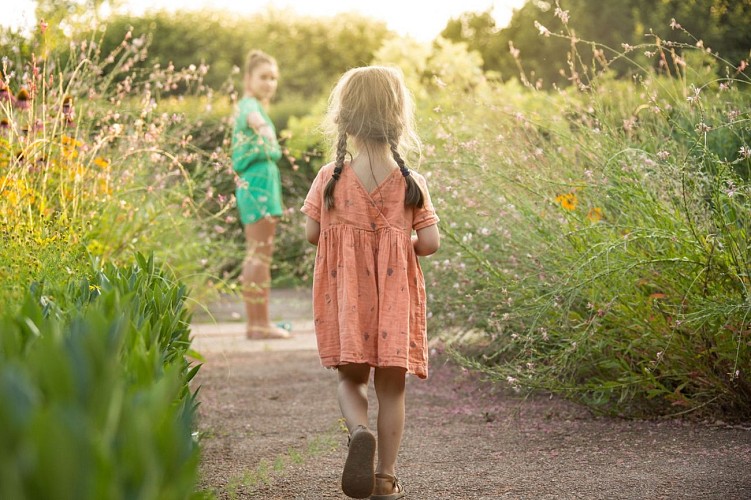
(337, 363, 371, 431)
(373, 367, 406, 480)
(338, 363, 376, 498)
(242, 217, 289, 338)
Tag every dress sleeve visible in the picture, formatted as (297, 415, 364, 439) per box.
(301, 165, 328, 223)
(231, 99, 282, 174)
(412, 174, 440, 231)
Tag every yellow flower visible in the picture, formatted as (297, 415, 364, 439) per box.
(61, 135, 82, 148)
(97, 176, 112, 196)
(62, 147, 79, 160)
(86, 239, 105, 256)
(0, 177, 37, 205)
(587, 207, 604, 222)
(555, 192, 578, 211)
(93, 157, 110, 169)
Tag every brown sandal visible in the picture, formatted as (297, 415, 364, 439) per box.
(341, 425, 376, 499)
(370, 473, 405, 500)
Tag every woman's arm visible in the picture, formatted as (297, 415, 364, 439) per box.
(232, 98, 282, 174)
(412, 224, 440, 256)
(305, 216, 321, 245)
(248, 111, 276, 141)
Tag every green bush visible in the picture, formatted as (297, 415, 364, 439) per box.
(420, 35, 751, 418)
(0, 254, 201, 499)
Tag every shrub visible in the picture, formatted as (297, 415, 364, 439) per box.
(421, 29, 751, 418)
(0, 254, 201, 499)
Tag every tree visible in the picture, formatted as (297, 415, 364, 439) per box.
(441, 0, 751, 88)
(34, 0, 122, 50)
(89, 9, 390, 98)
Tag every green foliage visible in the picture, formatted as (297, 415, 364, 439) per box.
(0, 28, 35, 66)
(0, 220, 89, 314)
(1, 22, 238, 305)
(421, 34, 751, 418)
(0, 254, 200, 499)
(88, 9, 390, 97)
(441, 0, 751, 88)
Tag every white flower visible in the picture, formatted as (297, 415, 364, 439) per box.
(534, 21, 551, 37)
(554, 7, 569, 24)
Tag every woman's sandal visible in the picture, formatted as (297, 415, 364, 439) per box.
(275, 321, 292, 332)
(245, 324, 292, 340)
(341, 425, 376, 499)
(370, 473, 405, 500)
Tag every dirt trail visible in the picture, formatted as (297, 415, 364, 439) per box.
(192, 290, 751, 499)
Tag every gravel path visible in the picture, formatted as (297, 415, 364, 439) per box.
(192, 291, 751, 499)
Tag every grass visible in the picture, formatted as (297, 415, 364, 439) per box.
(216, 420, 342, 499)
(418, 34, 751, 418)
(0, 25, 245, 311)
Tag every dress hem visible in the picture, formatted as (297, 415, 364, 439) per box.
(320, 355, 428, 379)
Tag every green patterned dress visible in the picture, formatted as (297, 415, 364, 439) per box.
(231, 96, 283, 225)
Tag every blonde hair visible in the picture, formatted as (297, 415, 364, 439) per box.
(322, 66, 423, 210)
(245, 49, 276, 76)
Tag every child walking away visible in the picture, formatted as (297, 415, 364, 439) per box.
(302, 66, 440, 499)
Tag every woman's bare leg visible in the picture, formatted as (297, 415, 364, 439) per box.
(242, 216, 289, 338)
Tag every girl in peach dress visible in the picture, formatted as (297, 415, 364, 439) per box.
(302, 66, 440, 500)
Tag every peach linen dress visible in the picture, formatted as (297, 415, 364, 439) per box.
(302, 161, 439, 379)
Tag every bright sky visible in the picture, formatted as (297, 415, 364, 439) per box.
(4, 0, 526, 41)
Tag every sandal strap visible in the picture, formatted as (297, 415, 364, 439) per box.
(348, 425, 369, 447)
(393, 477, 404, 493)
(375, 473, 404, 491)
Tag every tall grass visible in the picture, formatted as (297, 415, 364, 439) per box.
(421, 26, 750, 417)
(0, 25, 236, 310)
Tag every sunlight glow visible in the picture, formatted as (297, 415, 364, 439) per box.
(4, 0, 527, 40)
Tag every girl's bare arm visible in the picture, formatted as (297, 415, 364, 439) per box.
(413, 224, 440, 256)
(306, 216, 321, 245)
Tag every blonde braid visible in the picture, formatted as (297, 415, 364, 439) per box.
(324, 132, 348, 209)
(389, 139, 424, 208)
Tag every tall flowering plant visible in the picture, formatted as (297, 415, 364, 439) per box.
(419, 15, 751, 418)
(0, 22, 234, 307)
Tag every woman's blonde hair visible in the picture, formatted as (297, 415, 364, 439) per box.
(245, 49, 276, 76)
(322, 66, 423, 210)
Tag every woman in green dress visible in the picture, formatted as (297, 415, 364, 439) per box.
(231, 50, 290, 339)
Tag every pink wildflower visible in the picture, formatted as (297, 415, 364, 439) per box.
(15, 88, 30, 110)
(554, 7, 569, 24)
(62, 95, 74, 116)
(0, 79, 11, 102)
